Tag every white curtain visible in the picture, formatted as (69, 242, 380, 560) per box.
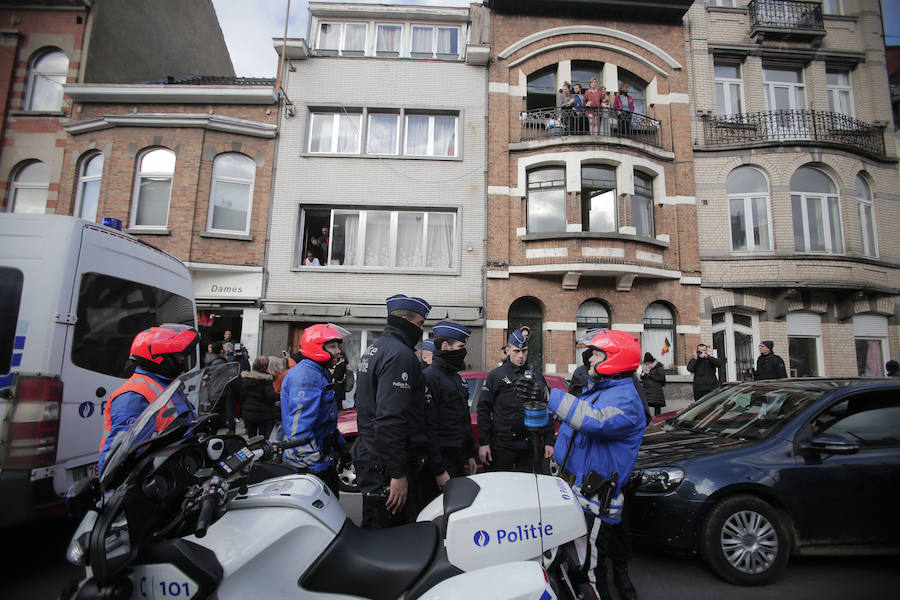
(343, 24, 366, 52)
(337, 114, 360, 153)
(433, 116, 456, 156)
(364, 211, 391, 266)
(642, 329, 674, 369)
(406, 116, 429, 154)
(397, 213, 424, 267)
(341, 213, 359, 266)
(437, 28, 457, 54)
(319, 23, 340, 50)
(377, 25, 400, 52)
(426, 213, 454, 268)
(367, 114, 398, 154)
(411, 26, 432, 53)
(310, 114, 332, 152)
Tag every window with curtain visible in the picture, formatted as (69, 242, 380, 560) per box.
(208, 153, 255, 234)
(376, 24, 402, 54)
(366, 112, 399, 155)
(527, 167, 566, 233)
(317, 22, 367, 54)
(856, 174, 877, 258)
(309, 111, 362, 154)
(76, 153, 104, 222)
(727, 166, 771, 251)
(299, 207, 455, 270)
(709, 0, 735, 6)
(826, 69, 853, 116)
(25, 49, 68, 111)
(823, 0, 843, 15)
(131, 148, 175, 228)
(9, 161, 49, 214)
(791, 167, 843, 253)
(410, 25, 458, 57)
(632, 172, 654, 237)
(854, 314, 888, 377)
(643, 302, 676, 370)
(581, 165, 616, 233)
(715, 62, 743, 116)
(404, 114, 457, 157)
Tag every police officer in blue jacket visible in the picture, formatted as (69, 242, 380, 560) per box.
(477, 329, 554, 472)
(421, 321, 477, 503)
(520, 329, 645, 600)
(280, 323, 350, 496)
(353, 295, 449, 529)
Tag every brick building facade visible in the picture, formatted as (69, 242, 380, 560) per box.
(59, 80, 279, 354)
(483, 1, 700, 397)
(686, 0, 899, 380)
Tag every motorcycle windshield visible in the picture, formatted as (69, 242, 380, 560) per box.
(100, 363, 240, 487)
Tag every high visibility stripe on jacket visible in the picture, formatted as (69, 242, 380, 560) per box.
(98, 373, 166, 454)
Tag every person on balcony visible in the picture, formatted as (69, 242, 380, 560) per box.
(558, 81, 577, 132)
(614, 83, 635, 137)
(584, 77, 605, 135)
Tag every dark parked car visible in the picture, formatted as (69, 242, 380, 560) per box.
(629, 378, 900, 585)
(336, 370, 568, 492)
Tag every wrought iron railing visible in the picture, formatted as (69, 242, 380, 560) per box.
(748, 0, 824, 31)
(701, 110, 885, 157)
(519, 107, 662, 148)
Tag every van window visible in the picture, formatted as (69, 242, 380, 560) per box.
(72, 272, 195, 377)
(0, 268, 24, 375)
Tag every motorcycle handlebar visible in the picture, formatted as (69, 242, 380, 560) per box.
(195, 493, 217, 538)
(276, 437, 310, 450)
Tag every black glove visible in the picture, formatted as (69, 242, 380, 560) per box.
(331, 357, 347, 384)
(339, 444, 352, 464)
(515, 373, 545, 403)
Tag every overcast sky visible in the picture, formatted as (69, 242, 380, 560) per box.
(212, 0, 900, 78)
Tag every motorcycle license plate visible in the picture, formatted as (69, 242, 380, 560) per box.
(131, 564, 198, 599)
(85, 463, 98, 479)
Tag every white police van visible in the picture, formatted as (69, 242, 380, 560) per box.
(0, 214, 196, 527)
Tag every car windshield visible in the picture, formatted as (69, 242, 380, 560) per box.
(671, 383, 827, 440)
(100, 363, 239, 486)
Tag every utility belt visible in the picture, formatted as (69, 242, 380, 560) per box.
(494, 430, 527, 442)
(562, 469, 619, 513)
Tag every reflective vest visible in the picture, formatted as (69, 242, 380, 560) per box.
(98, 372, 166, 454)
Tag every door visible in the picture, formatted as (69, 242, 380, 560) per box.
(764, 67, 808, 139)
(508, 297, 544, 372)
(784, 390, 900, 548)
(58, 226, 195, 493)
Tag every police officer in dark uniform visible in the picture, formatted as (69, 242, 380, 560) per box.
(477, 329, 554, 472)
(420, 321, 477, 504)
(352, 294, 449, 529)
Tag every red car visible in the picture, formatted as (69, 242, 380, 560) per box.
(336, 370, 568, 491)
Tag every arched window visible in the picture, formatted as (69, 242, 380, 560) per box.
(856, 174, 877, 258)
(527, 167, 566, 233)
(508, 297, 543, 371)
(527, 65, 557, 111)
(208, 153, 256, 234)
(643, 302, 675, 370)
(25, 49, 68, 111)
(791, 167, 842, 253)
(632, 171, 654, 237)
(581, 165, 616, 232)
(75, 153, 104, 222)
(727, 166, 771, 251)
(571, 61, 604, 91)
(9, 161, 49, 213)
(576, 300, 611, 364)
(131, 148, 175, 228)
(618, 69, 647, 114)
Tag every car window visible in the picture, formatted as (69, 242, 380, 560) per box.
(466, 377, 483, 411)
(72, 272, 195, 377)
(0, 267, 24, 376)
(814, 391, 900, 447)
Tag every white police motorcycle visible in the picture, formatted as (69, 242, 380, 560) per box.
(63, 363, 594, 600)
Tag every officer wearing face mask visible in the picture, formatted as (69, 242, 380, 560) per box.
(420, 321, 477, 503)
(353, 294, 449, 529)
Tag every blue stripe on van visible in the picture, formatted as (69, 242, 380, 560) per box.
(0, 374, 11, 388)
(12, 353, 22, 367)
(14, 336, 25, 350)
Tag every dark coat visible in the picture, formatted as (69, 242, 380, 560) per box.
(424, 356, 476, 459)
(477, 359, 553, 446)
(687, 355, 722, 392)
(755, 352, 787, 380)
(639, 362, 666, 407)
(240, 370, 276, 423)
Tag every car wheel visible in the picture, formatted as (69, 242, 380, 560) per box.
(337, 440, 358, 493)
(700, 494, 791, 585)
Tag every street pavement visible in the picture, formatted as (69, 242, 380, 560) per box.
(6, 490, 897, 600)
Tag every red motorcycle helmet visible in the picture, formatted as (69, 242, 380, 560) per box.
(582, 329, 641, 376)
(130, 323, 200, 378)
(300, 323, 350, 362)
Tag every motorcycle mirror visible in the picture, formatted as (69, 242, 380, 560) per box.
(66, 477, 101, 521)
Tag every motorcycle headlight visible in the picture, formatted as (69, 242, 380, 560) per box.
(635, 467, 685, 493)
(66, 509, 98, 566)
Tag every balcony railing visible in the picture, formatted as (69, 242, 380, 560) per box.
(519, 107, 662, 149)
(701, 110, 886, 158)
(748, 0, 824, 34)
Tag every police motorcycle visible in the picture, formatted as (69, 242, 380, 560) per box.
(63, 363, 593, 600)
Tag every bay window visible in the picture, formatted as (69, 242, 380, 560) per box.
(527, 167, 566, 233)
(207, 153, 255, 234)
(309, 111, 362, 154)
(75, 153, 104, 222)
(299, 207, 456, 270)
(411, 25, 459, 57)
(376, 24, 402, 55)
(727, 166, 771, 251)
(856, 174, 877, 258)
(581, 165, 617, 233)
(131, 148, 175, 228)
(318, 22, 367, 54)
(632, 172, 654, 237)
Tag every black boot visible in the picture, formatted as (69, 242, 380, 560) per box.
(612, 563, 637, 600)
(592, 566, 614, 600)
